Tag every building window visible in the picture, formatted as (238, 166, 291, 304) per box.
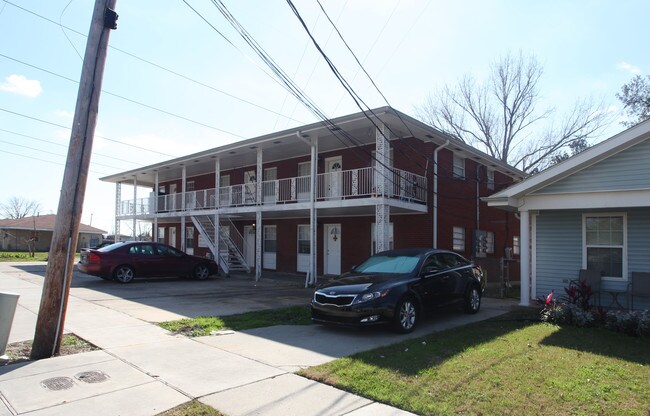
(453, 227, 465, 251)
(186, 226, 195, 249)
(513, 236, 520, 256)
(264, 225, 277, 253)
(298, 162, 311, 177)
(486, 231, 495, 254)
(219, 175, 230, 187)
(186, 181, 195, 192)
(297, 225, 310, 254)
(453, 154, 465, 179)
(158, 227, 165, 243)
(584, 213, 626, 279)
(487, 169, 495, 190)
(371, 223, 394, 255)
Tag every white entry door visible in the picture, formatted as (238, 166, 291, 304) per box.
(325, 156, 342, 199)
(244, 225, 256, 268)
(324, 224, 341, 275)
(169, 227, 177, 248)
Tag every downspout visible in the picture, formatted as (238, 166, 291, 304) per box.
(433, 140, 450, 249)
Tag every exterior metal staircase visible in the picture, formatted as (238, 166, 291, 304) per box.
(191, 215, 251, 275)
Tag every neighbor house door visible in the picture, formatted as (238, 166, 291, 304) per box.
(324, 224, 341, 275)
(263, 225, 277, 270)
(169, 227, 177, 248)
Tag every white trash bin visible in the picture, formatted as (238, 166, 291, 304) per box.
(0, 292, 20, 356)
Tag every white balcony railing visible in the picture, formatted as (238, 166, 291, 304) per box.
(118, 166, 427, 216)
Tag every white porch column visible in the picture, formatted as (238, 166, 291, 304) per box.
(115, 182, 121, 242)
(181, 166, 186, 251)
(256, 149, 263, 205)
(308, 137, 318, 287)
(375, 123, 390, 252)
(255, 211, 262, 281)
(132, 176, 137, 241)
(214, 158, 220, 261)
(519, 210, 531, 306)
(153, 172, 159, 242)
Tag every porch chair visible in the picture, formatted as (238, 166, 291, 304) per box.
(571, 269, 602, 307)
(629, 272, 650, 310)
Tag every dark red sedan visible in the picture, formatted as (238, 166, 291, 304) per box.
(78, 241, 218, 283)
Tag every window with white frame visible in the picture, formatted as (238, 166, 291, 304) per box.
(371, 223, 394, 255)
(219, 175, 230, 187)
(453, 154, 465, 179)
(513, 236, 520, 255)
(486, 231, 495, 254)
(158, 227, 165, 243)
(584, 213, 626, 279)
(453, 227, 465, 251)
(186, 226, 195, 249)
(186, 181, 195, 191)
(298, 162, 311, 177)
(297, 225, 310, 254)
(264, 225, 277, 253)
(487, 169, 495, 190)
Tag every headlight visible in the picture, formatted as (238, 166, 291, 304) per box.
(354, 290, 389, 304)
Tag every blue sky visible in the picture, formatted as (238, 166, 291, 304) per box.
(0, 0, 648, 235)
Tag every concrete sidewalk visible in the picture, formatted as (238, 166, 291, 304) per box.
(0, 262, 516, 415)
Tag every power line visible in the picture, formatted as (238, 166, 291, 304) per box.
(0, 127, 141, 166)
(2, 0, 305, 125)
(0, 149, 110, 176)
(0, 106, 174, 157)
(0, 53, 246, 139)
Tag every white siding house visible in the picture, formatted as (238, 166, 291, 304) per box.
(485, 119, 650, 310)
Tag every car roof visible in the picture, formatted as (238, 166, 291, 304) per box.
(374, 248, 455, 257)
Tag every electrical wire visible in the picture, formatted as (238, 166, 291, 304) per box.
(0, 149, 110, 176)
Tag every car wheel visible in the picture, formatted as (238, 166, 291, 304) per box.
(113, 265, 135, 283)
(193, 264, 210, 280)
(465, 286, 481, 314)
(393, 296, 418, 334)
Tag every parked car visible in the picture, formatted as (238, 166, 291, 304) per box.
(78, 241, 218, 283)
(311, 248, 485, 333)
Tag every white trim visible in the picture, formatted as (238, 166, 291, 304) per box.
(519, 189, 650, 211)
(519, 210, 531, 306)
(531, 213, 537, 301)
(582, 212, 627, 281)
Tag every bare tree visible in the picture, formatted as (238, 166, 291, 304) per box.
(416, 52, 613, 173)
(616, 74, 650, 127)
(0, 196, 41, 219)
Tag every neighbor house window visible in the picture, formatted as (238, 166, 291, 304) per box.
(453, 154, 465, 179)
(453, 227, 465, 251)
(298, 162, 311, 177)
(513, 236, 520, 255)
(186, 181, 195, 192)
(158, 227, 165, 243)
(486, 231, 495, 254)
(583, 213, 626, 279)
(487, 169, 495, 190)
(264, 225, 277, 253)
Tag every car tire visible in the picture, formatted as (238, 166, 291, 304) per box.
(465, 285, 481, 314)
(113, 265, 135, 283)
(393, 296, 418, 334)
(193, 264, 210, 280)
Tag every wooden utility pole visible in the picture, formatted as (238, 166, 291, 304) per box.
(31, 0, 118, 359)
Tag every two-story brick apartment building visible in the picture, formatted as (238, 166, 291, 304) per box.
(100, 107, 524, 285)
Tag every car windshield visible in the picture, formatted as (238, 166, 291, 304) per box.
(353, 255, 419, 274)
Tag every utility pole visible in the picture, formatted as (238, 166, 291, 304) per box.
(31, 0, 118, 359)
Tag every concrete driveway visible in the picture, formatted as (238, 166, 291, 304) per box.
(1, 261, 516, 416)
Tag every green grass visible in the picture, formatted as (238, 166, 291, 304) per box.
(157, 400, 224, 416)
(300, 312, 650, 416)
(159, 305, 312, 336)
(0, 251, 49, 262)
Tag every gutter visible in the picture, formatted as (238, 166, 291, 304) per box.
(433, 139, 450, 248)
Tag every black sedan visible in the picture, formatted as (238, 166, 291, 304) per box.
(78, 241, 219, 283)
(311, 248, 485, 333)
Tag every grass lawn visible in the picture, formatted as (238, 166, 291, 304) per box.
(159, 305, 312, 336)
(300, 312, 650, 416)
(157, 400, 224, 416)
(0, 251, 49, 262)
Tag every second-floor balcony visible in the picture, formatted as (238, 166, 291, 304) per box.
(119, 166, 427, 217)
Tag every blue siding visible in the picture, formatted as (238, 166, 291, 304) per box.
(535, 138, 650, 194)
(535, 208, 650, 310)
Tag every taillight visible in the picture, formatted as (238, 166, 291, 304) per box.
(88, 253, 101, 263)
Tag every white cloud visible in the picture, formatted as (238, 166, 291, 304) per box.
(616, 62, 641, 75)
(0, 74, 43, 97)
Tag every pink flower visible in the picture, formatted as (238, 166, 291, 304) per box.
(545, 291, 554, 305)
